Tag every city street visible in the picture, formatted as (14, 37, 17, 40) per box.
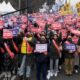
(0, 68, 80, 80)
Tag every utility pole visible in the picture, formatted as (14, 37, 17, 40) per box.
(19, 0, 21, 14)
(19, 0, 21, 10)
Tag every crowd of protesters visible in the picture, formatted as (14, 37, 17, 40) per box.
(0, 13, 80, 80)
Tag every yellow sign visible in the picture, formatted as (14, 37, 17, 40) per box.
(76, 2, 80, 16)
(76, 2, 80, 8)
(60, 3, 72, 15)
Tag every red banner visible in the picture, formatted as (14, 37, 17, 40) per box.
(31, 28, 43, 33)
(3, 29, 13, 39)
(51, 22, 61, 30)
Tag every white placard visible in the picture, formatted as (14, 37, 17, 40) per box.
(36, 44, 47, 53)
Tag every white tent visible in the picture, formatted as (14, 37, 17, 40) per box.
(6, 2, 16, 12)
(0, 3, 3, 13)
(0, 1, 16, 14)
(0, 1, 8, 14)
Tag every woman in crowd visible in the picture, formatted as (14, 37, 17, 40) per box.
(34, 33, 48, 80)
(1, 13, 80, 80)
(63, 34, 77, 76)
(47, 31, 62, 79)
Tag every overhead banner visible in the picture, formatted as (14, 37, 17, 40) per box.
(51, 22, 61, 30)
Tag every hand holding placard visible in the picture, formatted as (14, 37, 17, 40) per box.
(35, 44, 47, 53)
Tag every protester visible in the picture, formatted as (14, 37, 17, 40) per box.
(47, 31, 62, 79)
(34, 34, 48, 80)
(16, 32, 35, 80)
(63, 34, 77, 76)
(0, 11, 80, 80)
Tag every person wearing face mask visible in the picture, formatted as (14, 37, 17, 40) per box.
(17, 32, 35, 80)
(63, 34, 77, 76)
(34, 35, 48, 80)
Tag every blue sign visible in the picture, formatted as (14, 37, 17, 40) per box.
(12, 28, 19, 36)
(65, 44, 76, 52)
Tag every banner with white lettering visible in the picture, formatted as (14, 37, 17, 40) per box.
(36, 44, 47, 53)
(3, 29, 13, 39)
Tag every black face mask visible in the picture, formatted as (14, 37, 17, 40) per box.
(67, 38, 72, 43)
(27, 34, 31, 38)
(40, 38, 46, 43)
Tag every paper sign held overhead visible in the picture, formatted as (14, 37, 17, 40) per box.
(3, 29, 13, 39)
(35, 44, 47, 53)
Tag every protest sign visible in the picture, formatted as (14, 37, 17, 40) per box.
(65, 44, 76, 52)
(12, 28, 19, 36)
(3, 29, 13, 39)
(35, 44, 47, 53)
(51, 22, 61, 30)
